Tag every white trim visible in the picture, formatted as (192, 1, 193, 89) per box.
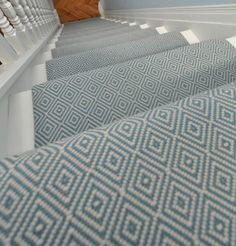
(104, 5, 236, 41)
(156, 26, 168, 34)
(181, 30, 200, 44)
(117, 4, 236, 11)
(0, 25, 60, 99)
(98, 1, 105, 17)
(129, 22, 137, 26)
(8, 90, 34, 156)
(103, 4, 236, 13)
(227, 36, 236, 48)
(33, 51, 52, 65)
(0, 35, 18, 64)
(140, 24, 150, 29)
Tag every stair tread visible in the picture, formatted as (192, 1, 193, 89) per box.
(52, 29, 158, 58)
(32, 39, 236, 147)
(47, 31, 188, 80)
(3, 80, 236, 245)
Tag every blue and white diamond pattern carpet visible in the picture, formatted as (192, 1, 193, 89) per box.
(33, 39, 236, 147)
(52, 28, 158, 58)
(56, 24, 140, 46)
(46, 31, 189, 80)
(1, 82, 236, 245)
(57, 25, 126, 45)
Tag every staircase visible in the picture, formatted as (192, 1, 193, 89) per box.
(1, 16, 236, 245)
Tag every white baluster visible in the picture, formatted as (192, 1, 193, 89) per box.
(9, 0, 30, 28)
(0, 7, 15, 36)
(21, 0, 41, 38)
(9, 0, 37, 42)
(0, 0, 34, 48)
(25, 0, 43, 35)
(39, 0, 49, 30)
(0, 8, 26, 53)
(0, 0, 25, 32)
(54, 9, 61, 25)
(31, 0, 46, 34)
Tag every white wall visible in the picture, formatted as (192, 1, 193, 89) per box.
(101, 0, 236, 10)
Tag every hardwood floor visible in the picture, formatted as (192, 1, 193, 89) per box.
(54, 0, 100, 24)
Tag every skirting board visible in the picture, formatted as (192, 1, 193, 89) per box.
(104, 4, 236, 41)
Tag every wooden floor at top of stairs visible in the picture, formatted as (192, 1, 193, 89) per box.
(54, 0, 100, 24)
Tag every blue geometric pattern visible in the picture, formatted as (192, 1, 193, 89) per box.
(59, 21, 130, 39)
(52, 29, 158, 58)
(59, 22, 130, 37)
(59, 19, 115, 34)
(57, 25, 140, 47)
(46, 32, 188, 80)
(33, 39, 236, 147)
(1, 82, 236, 245)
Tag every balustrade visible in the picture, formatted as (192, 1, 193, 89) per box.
(0, 7, 26, 53)
(10, 0, 38, 42)
(0, 0, 60, 65)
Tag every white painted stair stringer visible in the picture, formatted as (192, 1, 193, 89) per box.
(8, 91, 35, 156)
(104, 4, 236, 41)
(33, 27, 63, 65)
(9, 28, 63, 94)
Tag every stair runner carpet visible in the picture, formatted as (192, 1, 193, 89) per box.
(60, 19, 111, 33)
(60, 18, 110, 31)
(1, 81, 236, 245)
(58, 20, 134, 34)
(34, 39, 236, 147)
(58, 23, 135, 42)
(56, 25, 140, 47)
(46, 31, 189, 80)
(52, 29, 158, 58)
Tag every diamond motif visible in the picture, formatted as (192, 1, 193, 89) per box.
(139, 124, 172, 166)
(207, 158, 236, 204)
(44, 155, 84, 207)
(0, 177, 31, 236)
(178, 112, 208, 148)
(111, 199, 152, 245)
(127, 155, 166, 211)
(12, 194, 64, 245)
(172, 140, 206, 186)
(148, 107, 178, 134)
(163, 178, 199, 231)
(65, 132, 104, 168)
(95, 140, 131, 185)
(213, 100, 236, 128)
(108, 119, 144, 149)
(200, 197, 235, 245)
(73, 176, 118, 237)
(16, 147, 59, 186)
(210, 125, 236, 163)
